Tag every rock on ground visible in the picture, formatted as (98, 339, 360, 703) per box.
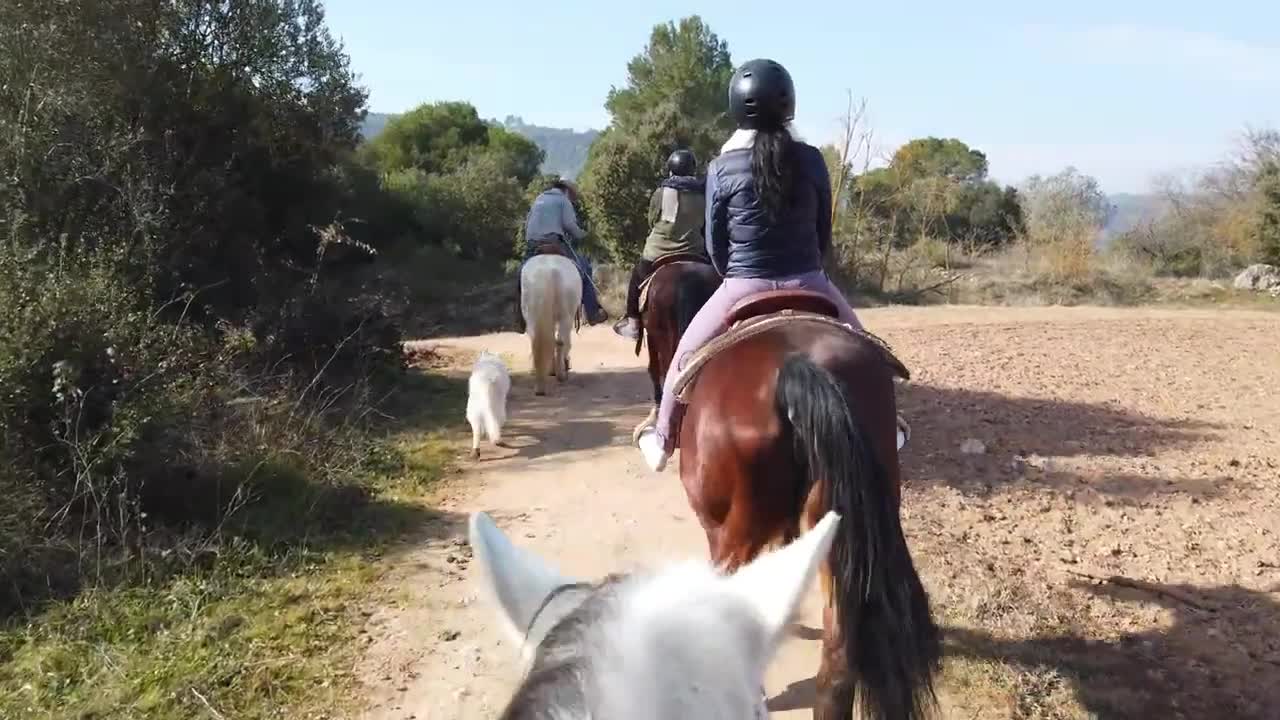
(1232, 263, 1280, 292)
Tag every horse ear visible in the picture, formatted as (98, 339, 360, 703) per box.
(726, 511, 840, 645)
(468, 512, 574, 648)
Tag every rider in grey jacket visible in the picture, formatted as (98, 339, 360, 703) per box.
(514, 178, 608, 331)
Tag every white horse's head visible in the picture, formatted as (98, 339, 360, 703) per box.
(468, 511, 840, 719)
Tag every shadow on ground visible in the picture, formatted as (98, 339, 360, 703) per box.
(897, 382, 1224, 501)
(399, 350, 1231, 504)
(448, 366, 654, 467)
(767, 580, 1280, 718)
(946, 579, 1280, 719)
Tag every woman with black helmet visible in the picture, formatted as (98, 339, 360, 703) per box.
(612, 148, 708, 340)
(636, 58, 866, 472)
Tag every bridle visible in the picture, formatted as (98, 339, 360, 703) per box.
(523, 581, 592, 643)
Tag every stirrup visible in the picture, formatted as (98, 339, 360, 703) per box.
(632, 406, 658, 444)
(612, 318, 640, 340)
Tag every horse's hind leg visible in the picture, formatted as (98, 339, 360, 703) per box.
(554, 309, 572, 383)
(554, 339, 567, 381)
(812, 564, 855, 720)
(530, 326, 549, 396)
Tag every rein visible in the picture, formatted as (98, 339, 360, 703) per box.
(524, 581, 592, 643)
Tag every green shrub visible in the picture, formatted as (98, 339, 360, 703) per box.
(0, 246, 408, 614)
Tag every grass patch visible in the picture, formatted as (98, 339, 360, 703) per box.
(0, 367, 468, 720)
(1, 550, 376, 719)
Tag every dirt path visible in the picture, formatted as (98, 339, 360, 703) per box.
(358, 305, 1280, 720)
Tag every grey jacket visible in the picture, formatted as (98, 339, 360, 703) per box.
(524, 188, 585, 245)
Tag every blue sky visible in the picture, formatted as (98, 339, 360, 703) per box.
(324, 0, 1279, 193)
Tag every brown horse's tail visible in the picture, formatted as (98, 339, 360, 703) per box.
(775, 353, 940, 720)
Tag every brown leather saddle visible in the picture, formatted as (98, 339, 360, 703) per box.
(725, 289, 839, 326)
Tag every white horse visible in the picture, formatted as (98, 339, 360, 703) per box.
(468, 510, 841, 720)
(520, 254, 583, 396)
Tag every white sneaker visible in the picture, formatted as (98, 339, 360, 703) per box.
(636, 428, 669, 472)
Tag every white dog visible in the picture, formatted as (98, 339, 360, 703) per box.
(466, 351, 511, 459)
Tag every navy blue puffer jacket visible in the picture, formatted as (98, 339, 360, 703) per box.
(704, 130, 832, 279)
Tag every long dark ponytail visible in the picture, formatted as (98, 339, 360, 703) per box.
(751, 126, 796, 221)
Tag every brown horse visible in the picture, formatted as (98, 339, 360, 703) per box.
(675, 294, 940, 720)
(631, 253, 720, 435)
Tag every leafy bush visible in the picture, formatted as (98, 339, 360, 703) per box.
(1112, 130, 1280, 278)
(424, 152, 531, 260)
(579, 130, 660, 262)
(1017, 168, 1111, 285)
(849, 138, 1024, 253)
(0, 252, 197, 607)
(359, 101, 544, 261)
(0, 0, 419, 616)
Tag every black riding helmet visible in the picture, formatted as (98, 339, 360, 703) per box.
(667, 148, 696, 176)
(728, 59, 795, 130)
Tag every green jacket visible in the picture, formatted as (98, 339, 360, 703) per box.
(642, 175, 706, 261)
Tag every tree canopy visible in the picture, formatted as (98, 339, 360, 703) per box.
(1020, 167, 1113, 243)
(361, 101, 544, 187)
(850, 137, 1022, 249)
(580, 16, 735, 261)
(890, 137, 990, 184)
(605, 16, 733, 137)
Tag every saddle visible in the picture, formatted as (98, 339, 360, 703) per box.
(637, 251, 713, 313)
(670, 290, 909, 406)
(725, 289, 838, 326)
(529, 237, 571, 258)
(651, 251, 710, 272)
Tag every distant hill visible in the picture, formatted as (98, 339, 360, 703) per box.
(499, 116, 598, 179)
(357, 112, 598, 179)
(359, 112, 393, 140)
(1102, 192, 1169, 243)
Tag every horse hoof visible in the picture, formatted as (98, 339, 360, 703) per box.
(535, 389, 546, 396)
(471, 448, 480, 460)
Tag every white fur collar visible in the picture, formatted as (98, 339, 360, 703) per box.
(720, 124, 802, 153)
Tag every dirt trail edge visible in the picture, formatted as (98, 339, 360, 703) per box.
(358, 306, 1280, 720)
